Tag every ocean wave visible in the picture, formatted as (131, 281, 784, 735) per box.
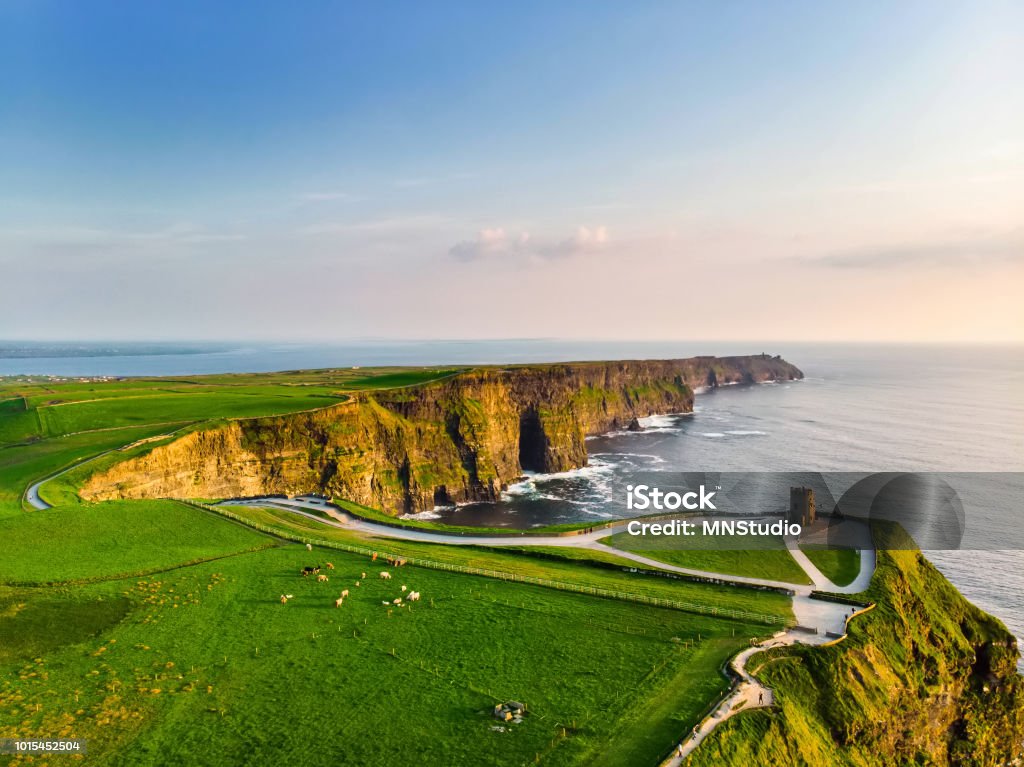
(725, 430, 768, 436)
(501, 457, 619, 504)
(701, 432, 726, 438)
(639, 413, 678, 429)
(401, 509, 445, 520)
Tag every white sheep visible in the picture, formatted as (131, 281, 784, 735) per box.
(340, 589, 350, 598)
(408, 591, 420, 602)
(382, 601, 390, 606)
(361, 572, 367, 579)
(280, 595, 289, 604)
(334, 596, 344, 608)
(400, 585, 407, 592)
(354, 581, 361, 587)
(392, 597, 402, 605)
(380, 571, 391, 580)
(325, 562, 335, 570)
(306, 543, 312, 551)
(317, 574, 329, 583)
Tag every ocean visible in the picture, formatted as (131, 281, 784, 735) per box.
(3, 341, 1022, 656)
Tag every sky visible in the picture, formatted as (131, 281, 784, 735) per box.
(1, 1, 1021, 343)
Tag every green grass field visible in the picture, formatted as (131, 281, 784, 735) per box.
(0, 367, 462, 446)
(222, 505, 793, 621)
(0, 500, 276, 584)
(800, 545, 861, 587)
(0, 503, 769, 766)
(601, 532, 813, 586)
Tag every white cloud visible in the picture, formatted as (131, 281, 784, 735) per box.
(449, 225, 609, 262)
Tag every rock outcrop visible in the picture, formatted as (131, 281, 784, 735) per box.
(81, 355, 802, 514)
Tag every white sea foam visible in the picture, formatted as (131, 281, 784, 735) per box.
(401, 509, 445, 520)
(701, 432, 726, 438)
(725, 430, 768, 436)
(639, 413, 677, 429)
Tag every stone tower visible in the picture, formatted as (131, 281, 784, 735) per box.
(789, 486, 816, 526)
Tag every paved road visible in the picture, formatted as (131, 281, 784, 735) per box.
(25, 477, 52, 509)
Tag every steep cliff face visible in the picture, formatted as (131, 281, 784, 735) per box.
(688, 525, 1024, 766)
(81, 355, 801, 514)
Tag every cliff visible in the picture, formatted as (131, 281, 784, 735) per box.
(686, 525, 1024, 766)
(80, 355, 801, 514)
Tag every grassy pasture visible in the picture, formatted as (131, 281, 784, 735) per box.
(33, 391, 341, 437)
(0, 501, 276, 584)
(220, 505, 793, 620)
(0, 397, 41, 444)
(800, 545, 861, 587)
(0, 542, 762, 767)
(0, 367, 462, 445)
(602, 532, 813, 586)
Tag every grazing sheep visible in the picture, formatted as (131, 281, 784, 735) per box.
(306, 543, 312, 551)
(354, 581, 361, 587)
(361, 572, 367, 579)
(334, 597, 344, 608)
(380, 572, 391, 580)
(392, 597, 402, 605)
(400, 585, 407, 592)
(408, 591, 420, 602)
(280, 595, 289, 604)
(341, 589, 350, 598)
(325, 562, 335, 570)
(382, 601, 390, 606)
(317, 574, 329, 583)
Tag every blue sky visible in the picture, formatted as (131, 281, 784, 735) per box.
(1, 1, 1021, 342)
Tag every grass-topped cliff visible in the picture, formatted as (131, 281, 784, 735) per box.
(686, 524, 1024, 766)
(80, 355, 802, 514)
